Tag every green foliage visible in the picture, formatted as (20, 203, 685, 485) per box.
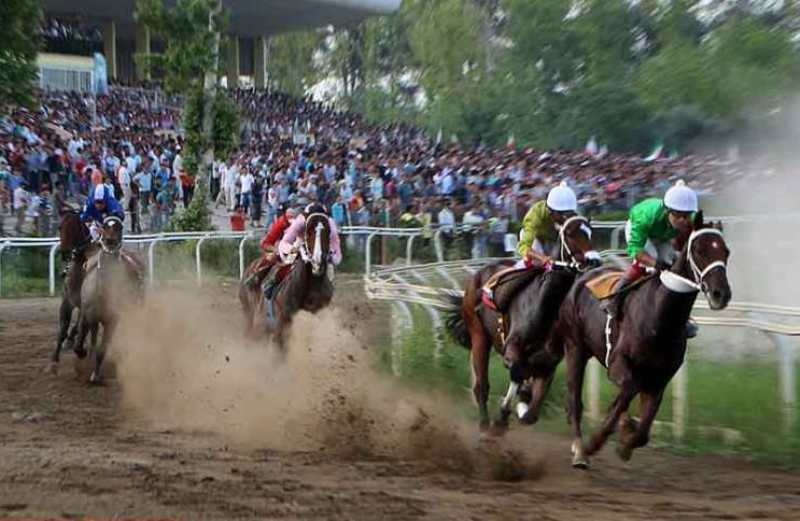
(266, 31, 324, 97)
(0, 0, 41, 108)
(135, 0, 225, 93)
(267, 0, 800, 153)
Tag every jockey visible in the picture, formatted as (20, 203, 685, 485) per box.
(517, 181, 578, 267)
(244, 205, 299, 289)
(263, 203, 342, 299)
(80, 184, 125, 241)
(603, 180, 698, 335)
(482, 182, 578, 304)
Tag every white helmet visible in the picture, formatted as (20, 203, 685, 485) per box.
(664, 180, 698, 213)
(546, 181, 578, 212)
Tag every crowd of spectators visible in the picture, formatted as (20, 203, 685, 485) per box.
(1, 83, 737, 258)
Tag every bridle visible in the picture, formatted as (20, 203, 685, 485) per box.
(99, 216, 123, 255)
(660, 228, 727, 294)
(553, 215, 600, 272)
(297, 213, 328, 276)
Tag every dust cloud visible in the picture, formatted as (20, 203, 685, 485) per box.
(110, 288, 545, 481)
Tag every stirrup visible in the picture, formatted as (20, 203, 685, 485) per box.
(686, 320, 698, 339)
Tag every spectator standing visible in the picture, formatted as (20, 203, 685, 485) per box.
(13, 181, 29, 234)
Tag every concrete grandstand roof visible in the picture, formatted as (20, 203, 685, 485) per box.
(41, 0, 401, 38)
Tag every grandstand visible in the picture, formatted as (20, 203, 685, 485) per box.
(39, 0, 401, 87)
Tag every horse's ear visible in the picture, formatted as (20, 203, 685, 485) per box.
(716, 220, 724, 232)
(693, 210, 704, 230)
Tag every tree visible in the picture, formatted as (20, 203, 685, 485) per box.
(267, 31, 323, 97)
(136, 0, 240, 231)
(0, 0, 41, 108)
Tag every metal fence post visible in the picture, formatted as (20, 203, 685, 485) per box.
(433, 229, 444, 263)
(611, 224, 625, 251)
(238, 233, 251, 280)
(196, 233, 212, 287)
(0, 241, 9, 297)
(365, 232, 378, 276)
(147, 235, 163, 285)
(405, 234, 416, 266)
(49, 243, 60, 296)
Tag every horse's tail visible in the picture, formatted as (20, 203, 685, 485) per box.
(443, 294, 470, 350)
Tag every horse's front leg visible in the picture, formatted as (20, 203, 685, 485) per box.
(617, 389, 664, 461)
(584, 356, 638, 458)
(90, 320, 114, 385)
(565, 339, 590, 468)
(74, 314, 90, 360)
(52, 298, 73, 372)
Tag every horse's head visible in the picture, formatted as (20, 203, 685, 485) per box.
(100, 216, 124, 254)
(554, 215, 602, 271)
(673, 211, 731, 310)
(302, 213, 331, 276)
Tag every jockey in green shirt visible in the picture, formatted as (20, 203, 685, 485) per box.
(604, 180, 699, 335)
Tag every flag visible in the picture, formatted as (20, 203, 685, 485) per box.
(450, 134, 459, 144)
(585, 136, 598, 156)
(597, 145, 608, 158)
(507, 133, 515, 148)
(644, 141, 663, 162)
(435, 128, 442, 145)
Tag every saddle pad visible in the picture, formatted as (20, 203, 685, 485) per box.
(586, 271, 624, 300)
(487, 266, 543, 313)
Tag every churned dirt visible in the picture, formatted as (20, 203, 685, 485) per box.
(0, 278, 799, 521)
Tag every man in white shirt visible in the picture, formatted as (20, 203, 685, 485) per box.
(13, 182, 30, 234)
(117, 163, 131, 211)
(239, 169, 255, 212)
(224, 161, 239, 210)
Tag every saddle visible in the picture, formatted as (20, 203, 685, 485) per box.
(483, 262, 545, 313)
(586, 271, 625, 300)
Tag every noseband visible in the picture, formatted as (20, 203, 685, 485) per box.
(100, 216, 124, 255)
(660, 228, 727, 293)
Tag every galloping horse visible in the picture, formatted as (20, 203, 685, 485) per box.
(445, 216, 601, 431)
(52, 209, 91, 371)
(239, 212, 334, 349)
(73, 216, 140, 384)
(558, 212, 731, 467)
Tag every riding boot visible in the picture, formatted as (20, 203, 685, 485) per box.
(600, 264, 644, 319)
(262, 267, 278, 300)
(686, 319, 698, 339)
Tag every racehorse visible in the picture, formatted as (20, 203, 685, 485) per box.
(52, 209, 91, 371)
(558, 212, 731, 468)
(239, 213, 334, 349)
(73, 216, 140, 384)
(445, 216, 601, 431)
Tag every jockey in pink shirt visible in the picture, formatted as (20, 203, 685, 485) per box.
(278, 203, 343, 266)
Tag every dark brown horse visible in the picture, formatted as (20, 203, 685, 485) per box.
(52, 209, 91, 371)
(239, 213, 334, 350)
(445, 216, 601, 431)
(558, 212, 731, 468)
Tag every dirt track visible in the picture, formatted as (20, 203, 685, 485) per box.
(1, 284, 800, 520)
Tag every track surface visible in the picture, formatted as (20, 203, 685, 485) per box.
(1, 290, 799, 520)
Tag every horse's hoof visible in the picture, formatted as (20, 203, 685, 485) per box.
(519, 409, 539, 426)
(74, 348, 87, 360)
(88, 372, 104, 386)
(516, 402, 530, 420)
(488, 420, 509, 437)
(571, 441, 590, 469)
(616, 444, 634, 462)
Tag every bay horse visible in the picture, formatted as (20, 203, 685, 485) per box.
(240, 213, 334, 350)
(52, 209, 91, 371)
(559, 211, 731, 468)
(73, 216, 141, 384)
(445, 216, 601, 431)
